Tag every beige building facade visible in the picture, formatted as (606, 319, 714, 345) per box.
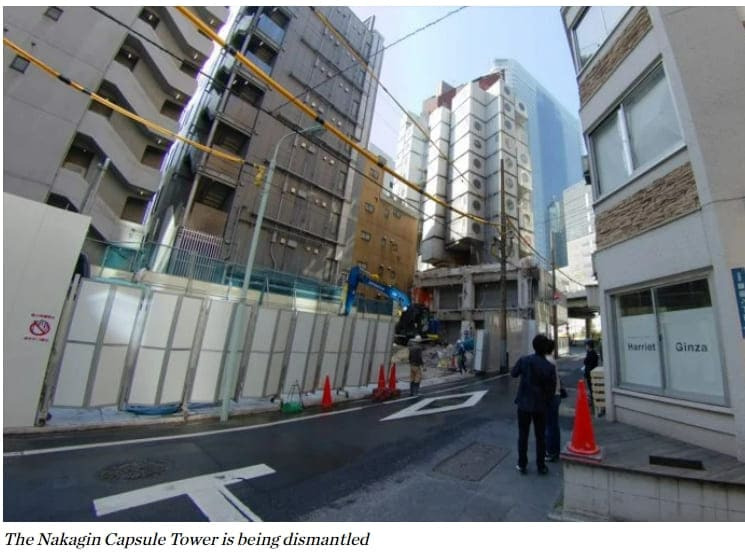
(562, 7, 745, 460)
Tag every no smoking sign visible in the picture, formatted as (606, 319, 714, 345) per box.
(24, 312, 56, 342)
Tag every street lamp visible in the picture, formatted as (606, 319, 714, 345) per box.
(220, 123, 325, 422)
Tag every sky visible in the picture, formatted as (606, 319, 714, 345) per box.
(349, 5, 581, 159)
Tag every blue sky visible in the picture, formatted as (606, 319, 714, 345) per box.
(350, 6, 581, 158)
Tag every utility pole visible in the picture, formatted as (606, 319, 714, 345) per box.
(551, 231, 559, 360)
(499, 158, 508, 373)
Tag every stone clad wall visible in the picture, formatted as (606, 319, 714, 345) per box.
(595, 163, 700, 250)
(579, 8, 653, 106)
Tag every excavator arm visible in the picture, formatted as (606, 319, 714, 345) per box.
(340, 266, 411, 316)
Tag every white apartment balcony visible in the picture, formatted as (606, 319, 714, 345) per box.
(194, 6, 229, 30)
(52, 168, 144, 244)
(163, 7, 214, 62)
(132, 19, 198, 98)
(79, 112, 161, 192)
(105, 61, 178, 133)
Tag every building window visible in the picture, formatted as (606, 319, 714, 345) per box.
(369, 167, 380, 180)
(114, 46, 139, 71)
(615, 277, 725, 405)
(590, 64, 683, 197)
(360, 231, 371, 241)
(230, 78, 264, 106)
(572, 6, 629, 69)
(472, 178, 482, 190)
(213, 123, 249, 155)
(473, 139, 483, 149)
(138, 8, 160, 30)
(364, 202, 374, 213)
(473, 158, 482, 169)
(10, 55, 29, 73)
(473, 121, 482, 131)
(62, 143, 94, 175)
(44, 6, 63, 21)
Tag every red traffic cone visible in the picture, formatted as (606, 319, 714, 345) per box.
(376, 364, 386, 391)
(388, 363, 400, 397)
(321, 375, 333, 411)
(566, 379, 601, 457)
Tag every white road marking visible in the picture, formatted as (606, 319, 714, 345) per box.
(381, 390, 488, 421)
(93, 464, 274, 521)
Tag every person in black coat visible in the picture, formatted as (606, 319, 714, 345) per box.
(510, 334, 557, 475)
(584, 339, 600, 408)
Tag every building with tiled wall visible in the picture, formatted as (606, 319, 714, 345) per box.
(561, 7, 745, 460)
(350, 145, 419, 302)
(149, 6, 383, 285)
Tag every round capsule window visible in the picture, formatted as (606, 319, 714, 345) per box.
(520, 153, 529, 164)
(472, 200, 482, 211)
(505, 119, 513, 130)
(518, 102, 526, 111)
(472, 223, 481, 234)
(474, 139, 482, 149)
(473, 121, 482, 131)
(473, 178, 482, 189)
(473, 159, 482, 169)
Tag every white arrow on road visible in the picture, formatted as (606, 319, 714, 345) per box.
(93, 464, 275, 521)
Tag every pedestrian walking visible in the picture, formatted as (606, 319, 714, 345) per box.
(545, 339, 566, 462)
(583, 339, 600, 408)
(510, 334, 557, 475)
(408, 335, 424, 396)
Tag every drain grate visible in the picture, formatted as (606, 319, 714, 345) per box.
(434, 442, 509, 481)
(97, 459, 170, 482)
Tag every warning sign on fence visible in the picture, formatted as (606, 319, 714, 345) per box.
(24, 312, 56, 342)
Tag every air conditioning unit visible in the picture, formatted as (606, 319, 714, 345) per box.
(518, 170, 533, 190)
(517, 143, 531, 170)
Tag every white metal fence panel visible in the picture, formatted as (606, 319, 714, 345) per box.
(282, 311, 315, 395)
(53, 343, 94, 407)
(372, 320, 393, 379)
(345, 317, 370, 387)
(264, 310, 293, 396)
(191, 299, 233, 403)
(304, 314, 327, 392)
(322, 316, 345, 387)
(242, 307, 279, 398)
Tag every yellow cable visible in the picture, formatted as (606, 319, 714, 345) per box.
(175, 6, 490, 228)
(3, 37, 251, 168)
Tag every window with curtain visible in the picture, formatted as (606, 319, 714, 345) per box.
(590, 64, 684, 197)
(615, 278, 726, 405)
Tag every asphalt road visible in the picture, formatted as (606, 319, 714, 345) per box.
(4, 353, 586, 522)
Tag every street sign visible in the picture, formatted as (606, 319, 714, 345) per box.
(733, 268, 745, 338)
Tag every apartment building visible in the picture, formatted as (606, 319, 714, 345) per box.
(351, 145, 419, 301)
(3, 6, 228, 259)
(148, 6, 383, 285)
(562, 7, 745, 460)
(490, 59, 585, 268)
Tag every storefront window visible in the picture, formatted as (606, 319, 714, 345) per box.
(615, 278, 725, 404)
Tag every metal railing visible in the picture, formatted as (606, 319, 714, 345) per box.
(85, 238, 392, 315)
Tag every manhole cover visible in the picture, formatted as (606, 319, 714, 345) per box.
(97, 459, 169, 482)
(426, 395, 472, 410)
(434, 442, 509, 481)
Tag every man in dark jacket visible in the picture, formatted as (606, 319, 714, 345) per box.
(408, 335, 424, 396)
(510, 334, 557, 475)
(584, 339, 600, 408)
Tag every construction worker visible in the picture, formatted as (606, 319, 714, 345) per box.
(408, 335, 424, 396)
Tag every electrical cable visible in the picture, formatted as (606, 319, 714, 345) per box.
(174, 6, 495, 234)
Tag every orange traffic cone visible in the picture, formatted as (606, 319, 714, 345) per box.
(376, 364, 386, 391)
(321, 375, 333, 411)
(388, 363, 400, 397)
(566, 379, 601, 458)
